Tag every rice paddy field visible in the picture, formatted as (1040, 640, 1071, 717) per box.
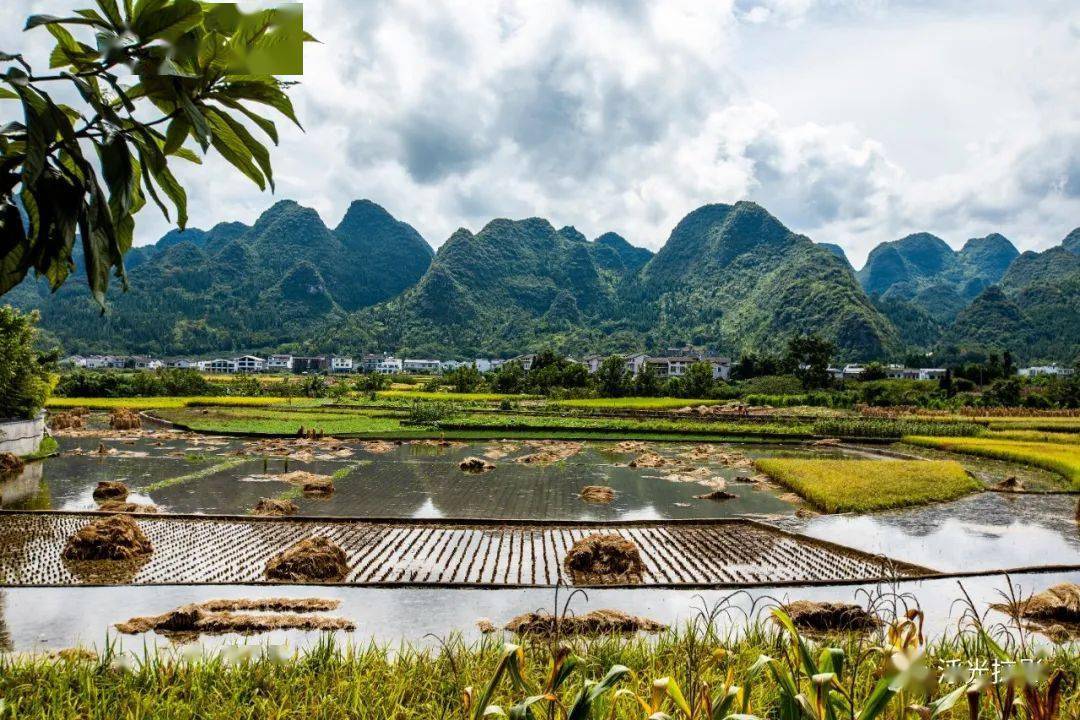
(4, 398, 1080, 715)
(753, 458, 980, 512)
(903, 436, 1080, 487)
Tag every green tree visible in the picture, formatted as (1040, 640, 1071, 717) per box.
(445, 364, 483, 393)
(631, 363, 661, 397)
(595, 355, 628, 397)
(0, 305, 56, 418)
(490, 361, 525, 394)
(681, 361, 715, 399)
(0, 1, 314, 303)
(861, 362, 887, 381)
(784, 334, 835, 389)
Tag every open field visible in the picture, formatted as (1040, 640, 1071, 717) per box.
(2, 625, 1077, 720)
(158, 406, 408, 435)
(553, 397, 728, 410)
(904, 436, 1080, 487)
(376, 390, 536, 402)
(754, 458, 979, 512)
(986, 430, 1080, 445)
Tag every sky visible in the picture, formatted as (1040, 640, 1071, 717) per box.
(1, 0, 1078, 268)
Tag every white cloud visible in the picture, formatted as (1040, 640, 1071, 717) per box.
(1, 0, 1077, 269)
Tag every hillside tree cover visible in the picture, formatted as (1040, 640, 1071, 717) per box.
(0, 0, 313, 304)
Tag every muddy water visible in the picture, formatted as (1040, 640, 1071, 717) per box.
(1, 570, 1076, 653)
(10, 438, 810, 520)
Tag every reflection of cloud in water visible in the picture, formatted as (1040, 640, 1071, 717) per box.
(411, 498, 444, 519)
(801, 515, 1080, 572)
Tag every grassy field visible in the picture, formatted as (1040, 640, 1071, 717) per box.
(904, 436, 1080, 487)
(2, 623, 1076, 719)
(158, 406, 409, 435)
(985, 417, 1080, 432)
(754, 458, 979, 512)
(437, 412, 814, 437)
(376, 390, 535, 402)
(553, 397, 728, 410)
(46, 396, 315, 410)
(985, 430, 1080, 445)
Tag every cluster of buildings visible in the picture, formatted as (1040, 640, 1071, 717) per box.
(59, 353, 1075, 381)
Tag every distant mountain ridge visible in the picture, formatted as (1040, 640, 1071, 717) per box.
(8, 200, 434, 355)
(7, 200, 1078, 363)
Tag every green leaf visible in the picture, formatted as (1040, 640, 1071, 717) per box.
(177, 89, 210, 148)
(163, 116, 190, 155)
(212, 80, 301, 129)
(0, 199, 29, 294)
(855, 677, 897, 720)
(97, 134, 135, 215)
(131, 0, 202, 42)
(206, 107, 273, 190)
(204, 107, 265, 190)
(567, 665, 631, 720)
(0, 88, 17, 100)
(25, 15, 108, 30)
(212, 95, 278, 144)
(46, 24, 99, 69)
(95, 0, 124, 29)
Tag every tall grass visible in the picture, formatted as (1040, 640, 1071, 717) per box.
(754, 458, 980, 512)
(904, 436, 1080, 488)
(1, 608, 1075, 719)
(46, 396, 311, 410)
(812, 417, 984, 439)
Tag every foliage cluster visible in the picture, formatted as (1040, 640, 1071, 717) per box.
(0, 305, 55, 419)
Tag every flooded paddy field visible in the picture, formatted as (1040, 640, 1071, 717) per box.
(1, 570, 1075, 653)
(2, 424, 1078, 653)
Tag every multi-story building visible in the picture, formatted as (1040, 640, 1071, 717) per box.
(376, 357, 404, 374)
(267, 355, 294, 372)
(235, 355, 265, 373)
(330, 356, 354, 373)
(403, 358, 441, 374)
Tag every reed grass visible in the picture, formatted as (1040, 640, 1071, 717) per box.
(754, 458, 980, 512)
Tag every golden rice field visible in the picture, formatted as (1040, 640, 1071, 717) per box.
(903, 436, 1080, 488)
(754, 458, 980, 513)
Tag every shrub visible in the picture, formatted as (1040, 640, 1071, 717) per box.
(0, 306, 55, 420)
(740, 374, 804, 395)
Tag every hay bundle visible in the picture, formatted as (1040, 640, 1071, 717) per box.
(1006, 583, 1080, 622)
(108, 408, 141, 430)
(780, 601, 880, 633)
(0, 452, 25, 475)
(61, 514, 153, 561)
(563, 533, 644, 585)
(49, 412, 84, 430)
(98, 500, 158, 514)
(515, 441, 583, 465)
(92, 480, 129, 501)
(459, 456, 495, 473)
(278, 471, 334, 497)
(580, 485, 615, 503)
(504, 609, 666, 636)
(116, 598, 353, 637)
(994, 476, 1024, 492)
(253, 498, 299, 516)
(265, 536, 349, 582)
(628, 452, 666, 468)
(694, 490, 738, 501)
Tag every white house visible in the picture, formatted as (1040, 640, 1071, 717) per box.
(645, 356, 696, 378)
(915, 368, 948, 380)
(403, 358, 440, 374)
(625, 353, 649, 376)
(376, 356, 403, 374)
(330, 356, 354, 373)
(440, 360, 466, 372)
(582, 355, 604, 373)
(473, 359, 494, 373)
(267, 354, 294, 372)
(196, 360, 212, 372)
(235, 355, 265, 373)
(209, 358, 237, 374)
(1019, 365, 1074, 378)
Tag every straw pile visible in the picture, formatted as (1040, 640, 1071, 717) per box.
(459, 456, 495, 473)
(61, 515, 153, 561)
(252, 498, 299, 516)
(0, 452, 24, 475)
(516, 441, 583, 465)
(780, 601, 880, 633)
(277, 471, 334, 497)
(115, 597, 353, 637)
(108, 408, 141, 430)
(563, 534, 644, 585)
(999, 583, 1080, 622)
(92, 481, 129, 501)
(265, 537, 349, 582)
(504, 609, 666, 636)
(49, 412, 84, 430)
(580, 485, 615, 503)
(97, 500, 158, 514)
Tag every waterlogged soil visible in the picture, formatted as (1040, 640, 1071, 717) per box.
(0, 570, 1076, 652)
(786, 492, 1080, 572)
(8, 436, 825, 520)
(890, 442, 1071, 492)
